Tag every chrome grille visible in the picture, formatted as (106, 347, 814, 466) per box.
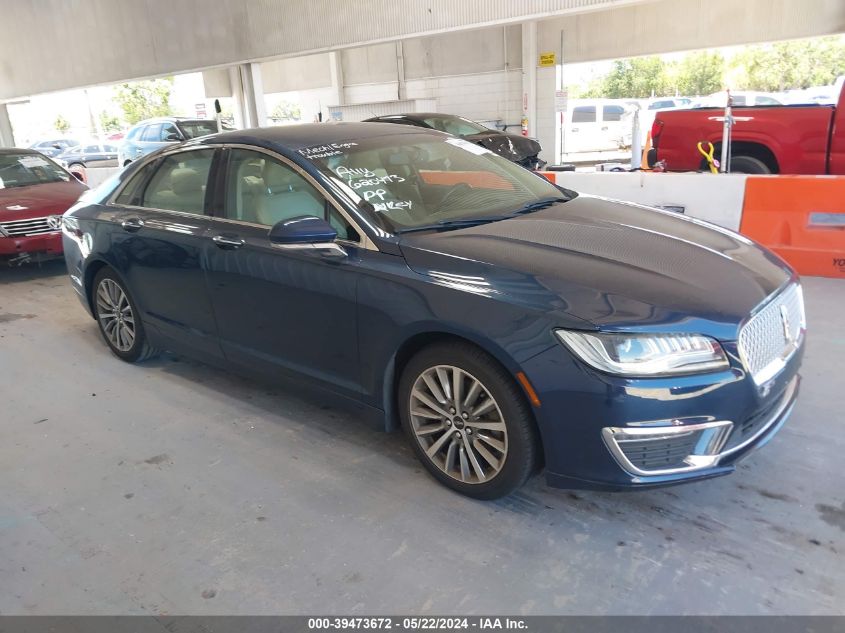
(739, 283, 805, 385)
(0, 217, 57, 237)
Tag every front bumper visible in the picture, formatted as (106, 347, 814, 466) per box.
(522, 337, 803, 491)
(0, 232, 63, 258)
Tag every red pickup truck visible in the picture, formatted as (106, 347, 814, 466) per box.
(648, 84, 845, 174)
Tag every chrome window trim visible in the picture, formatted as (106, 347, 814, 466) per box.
(107, 144, 378, 252)
(216, 143, 378, 252)
(107, 145, 215, 209)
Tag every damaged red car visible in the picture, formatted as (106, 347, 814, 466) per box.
(0, 148, 87, 265)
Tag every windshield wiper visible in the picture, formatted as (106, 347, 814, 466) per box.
(507, 196, 569, 216)
(397, 216, 507, 234)
(395, 197, 570, 235)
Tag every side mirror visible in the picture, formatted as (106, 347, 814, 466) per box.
(52, 144, 62, 150)
(164, 133, 181, 142)
(268, 215, 337, 244)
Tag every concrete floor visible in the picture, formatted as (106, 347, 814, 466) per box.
(0, 261, 843, 615)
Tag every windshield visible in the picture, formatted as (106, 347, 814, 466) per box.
(304, 134, 569, 232)
(0, 153, 71, 189)
(178, 120, 219, 139)
(422, 116, 489, 136)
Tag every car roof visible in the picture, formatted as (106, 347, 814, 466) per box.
(0, 147, 42, 155)
(196, 121, 437, 152)
(376, 113, 459, 120)
(130, 117, 215, 127)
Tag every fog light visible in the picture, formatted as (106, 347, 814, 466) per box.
(602, 419, 733, 476)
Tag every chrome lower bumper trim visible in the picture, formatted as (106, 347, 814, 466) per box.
(603, 376, 797, 477)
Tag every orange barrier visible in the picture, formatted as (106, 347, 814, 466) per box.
(420, 169, 514, 190)
(740, 176, 845, 279)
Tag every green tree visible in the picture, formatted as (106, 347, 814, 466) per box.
(583, 56, 670, 98)
(670, 51, 725, 96)
(54, 115, 70, 134)
(99, 112, 122, 133)
(270, 100, 302, 122)
(113, 77, 174, 125)
(732, 36, 845, 91)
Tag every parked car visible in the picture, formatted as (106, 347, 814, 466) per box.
(63, 123, 804, 499)
(564, 99, 634, 153)
(56, 142, 119, 170)
(1, 148, 87, 265)
(118, 117, 219, 166)
(28, 138, 80, 158)
(363, 113, 544, 169)
(700, 91, 784, 108)
(650, 81, 845, 174)
(647, 97, 692, 110)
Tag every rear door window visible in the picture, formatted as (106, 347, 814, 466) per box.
(113, 161, 158, 206)
(140, 124, 162, 142)
(572, 106, 596, 123)
(140, 149, 215, 215)
(602, 105, 625, 122)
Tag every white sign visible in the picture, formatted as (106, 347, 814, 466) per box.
(445, 138, 491, 156)
(554, 89, 569, 113)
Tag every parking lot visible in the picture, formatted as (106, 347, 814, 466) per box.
(0, 262, 842, 615)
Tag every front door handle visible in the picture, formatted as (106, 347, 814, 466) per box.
(571, 127, 579, 132)
(212, 234, 245, 249)
(121, 217, 144, 232)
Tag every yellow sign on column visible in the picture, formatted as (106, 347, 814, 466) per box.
(538, 52, 556, 67)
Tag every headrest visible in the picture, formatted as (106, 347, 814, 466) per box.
(170, 168, 202, 195)
(263, 161, 300, 191)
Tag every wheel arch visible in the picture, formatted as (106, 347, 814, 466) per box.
(83, 258, 132, 318)
(382, 329, 535, 434)
(702, 141, 779, 173)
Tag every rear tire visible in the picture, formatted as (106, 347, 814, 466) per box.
(92, 267, 158, 363)
(398, 342, 539, 499)
(729, 155, 771, 174)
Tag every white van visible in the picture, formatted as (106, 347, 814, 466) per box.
(564, 99, 633, 154)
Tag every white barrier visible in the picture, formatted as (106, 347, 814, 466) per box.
(547, 171, 749, 231)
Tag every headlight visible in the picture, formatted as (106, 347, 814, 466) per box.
(555, 330, 729, 377)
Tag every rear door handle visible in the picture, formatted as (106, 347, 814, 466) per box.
(212, 234, 245, 249)
(121, 217, 144, 232)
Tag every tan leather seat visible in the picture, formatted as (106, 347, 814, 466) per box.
(147, 168, 205, 214)
(255, 161, 324, 226)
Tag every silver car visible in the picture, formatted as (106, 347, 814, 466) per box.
(118, 118, 219, 167)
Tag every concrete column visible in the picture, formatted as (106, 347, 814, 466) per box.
(228, 67, 247, 130)
(0, 103, 15, 147)
(231, 63, 267, 129)
(329, 51, 345, 107)
(521, 22, 537, 139)
(396, 41, 407, 101)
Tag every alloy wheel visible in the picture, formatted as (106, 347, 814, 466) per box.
(96, 278, 135, 352)
(408, 365, 508, 484)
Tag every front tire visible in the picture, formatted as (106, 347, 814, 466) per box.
(398, 342, 539, 499)
(92, 268, 158, 363)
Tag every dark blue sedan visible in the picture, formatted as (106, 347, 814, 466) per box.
(61, 123, 805, 499)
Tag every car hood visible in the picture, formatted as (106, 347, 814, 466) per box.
(462, 131, 541, 161)
(0, 180, 88, 221)
(398, 195, 792, 337)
